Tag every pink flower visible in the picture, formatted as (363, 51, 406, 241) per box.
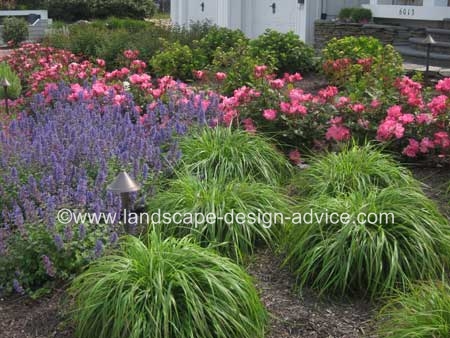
(123, 49, 139, 60)
(92, 82, 108, 96)
(194, 70, 205, 80)
(242, 118, 256, 134)
(377, 119, 405, 141)
(325, 125, 351, 142)
(387, 105, 402, 119)
(416, 113, 432, 124)
(428, 95, 448, 116)
(434, 132, 450, 149)
(254, 65, 268, 78)
(420, 137, 435, 153)
(120, 67, 130, 76)
(113, 94, 126, 106)
(96, 59, 106, 67)
(370, 99, 381, 109)
(269, 79, 285, 89)
(350, 103, 365, 113)
(284, 72, 302, 83)
(289, 149, 301, 164)
(436, 77, 450, 93)
(402, 139, 420, 157)
(318, 86, 339, 100)
(215, 72, 227, 81)
(263, 109, 277, 121)
(336, 96, 350, 107)
(398, 113, 415, 124)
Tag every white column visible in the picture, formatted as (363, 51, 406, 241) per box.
(370, 0, 377, 5)
(423, 0, 434, 7)
(217, 0, 231, 27)
(241, 0, 253, 38)
(170, 0, 178, 24)
(177, 0, 188, 26)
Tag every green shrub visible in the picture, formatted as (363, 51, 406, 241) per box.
(321, 36, 403, 99)
(284, 186, 450, 298)
(70, 233, 267, 338)
(323, 36, 388, 62)
(45, 0, 156, 21)
(0, 62, 22, 99)
(293, 143, 420, 197)
(179, 127, 292, 186)
(250, 29, 314, 75)
(2, 17, 28, 46)
(89, 0, 156, 20)
(196, 26, 249, 63)
(150, 41, 204, 80)
(377, 281, 450, 338)
(149, 175, 291, 261)
(351, 8, 372, 23)
(210, 40, 272, 95)
(338, 7, 372, 23)
(338, 7, 354, 21)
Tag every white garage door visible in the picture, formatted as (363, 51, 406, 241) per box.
(187, 0, 219, 24)
(250, 0, 300, 38)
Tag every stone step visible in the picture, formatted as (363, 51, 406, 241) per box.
(394, 44, 450, 68)
(425, 27, 450, 42)
(409, 37, 450, 53)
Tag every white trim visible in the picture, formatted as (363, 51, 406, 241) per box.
(363, 3, 450, 21)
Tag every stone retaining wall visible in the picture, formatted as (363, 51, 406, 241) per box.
(314, 20, 421, 50)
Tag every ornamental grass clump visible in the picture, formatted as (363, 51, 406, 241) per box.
(377, 281, 450, 337)
(179, 127, 292, 185)
(284, 186, 450, 298)
(70, 232, 267, 338)
(149, 174, 291, 261)
(293, 143, 420, 197)
(285, 144, 450, 298)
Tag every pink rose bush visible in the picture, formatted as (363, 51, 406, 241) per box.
(1, 43, 450, 162)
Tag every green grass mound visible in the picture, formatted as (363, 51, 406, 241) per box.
(378, 281, 450, 337)
(293, 143, 420, 197)
(284, 186, 450, 298)
(149, 174, 291, 261)
(70, 233, 267, 338)
(179, 127, 292, 185)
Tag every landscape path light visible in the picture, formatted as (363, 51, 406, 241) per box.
(422, 34, 436, 77)
(0, 78, 10, 115)
(107, 171, 141, 234)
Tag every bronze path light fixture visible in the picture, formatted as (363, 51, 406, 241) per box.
(423, 34, 436, 77)
(107, 171, 141, 234)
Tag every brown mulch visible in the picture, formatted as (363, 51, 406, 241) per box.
(248, 251, 376, 338)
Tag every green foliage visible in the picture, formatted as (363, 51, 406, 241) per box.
(45, 0, 156, 22)
(45, 19, 215, 72)
(2, 17, 28, 46)
(150, 41, 204, 80)
(70, 233, 267, 338)
(323, 36, 392, 62)
(0, 222, 115, 296)
(338, 7, 372, 23)
(89, 0, 156, 20)
(377, 281, 450, 338)
(250, 29, 315, 75)
(0, 61, 22, 99)
(179, 127, 292, 185)
(196, 26, 248, 63)
(285, 144, 450, 298)
(293, 143, 420, 197)
(210, 40, 272, 95)
(284, 186, 450, 299)
(321, 36, 403, 99)
(149, 174, 291, 261)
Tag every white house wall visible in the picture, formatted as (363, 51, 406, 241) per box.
(171, 0, 356, 44)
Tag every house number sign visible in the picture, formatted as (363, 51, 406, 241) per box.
(398, 7, 415, 16)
